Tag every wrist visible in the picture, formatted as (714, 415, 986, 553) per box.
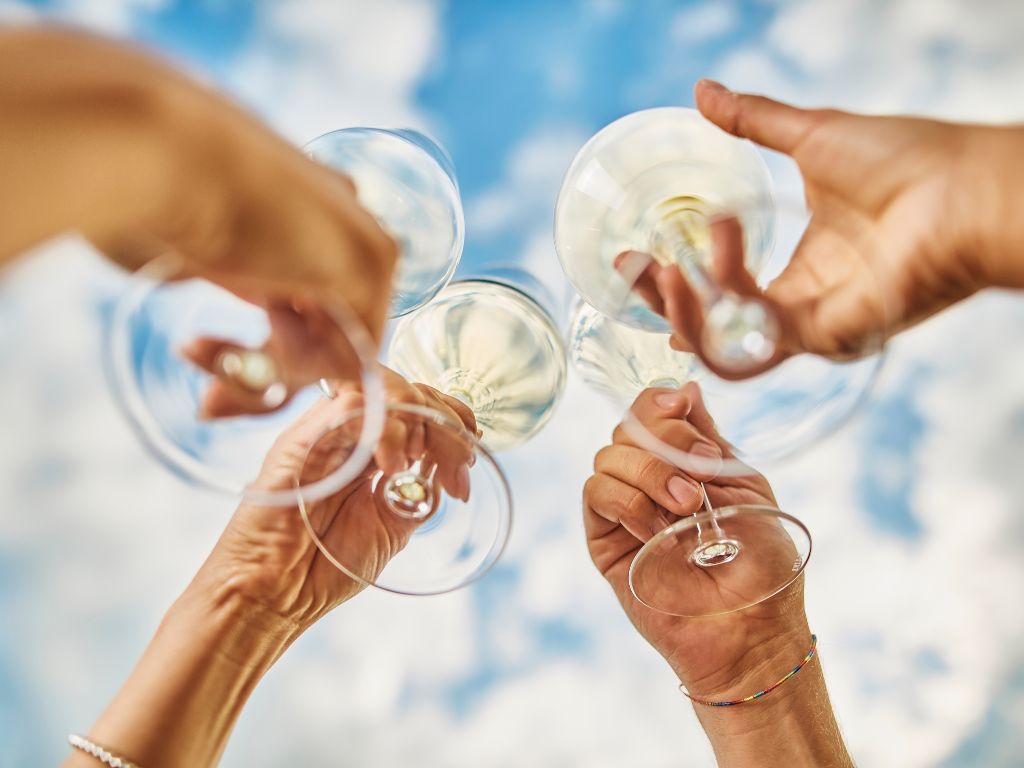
(683, 630, 853, 768)
(669, 621, 811, 723)
(172, 566, 303, 672)
(959, 124, 1024, 290)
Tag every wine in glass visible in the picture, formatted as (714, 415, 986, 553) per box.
(387, 268, 568, 452)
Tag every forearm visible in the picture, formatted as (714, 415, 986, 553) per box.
(963, 124, 1024, 291)
(0, 27, 221, 267)
(679, 631, 852, 768)
(63, 576, 300, 768)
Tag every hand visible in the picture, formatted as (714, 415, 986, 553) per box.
(647, 79, 1024, 368)
(193, 368, 477, 632)
(583, 382, 810, 697)
(0, 28, 398, 412)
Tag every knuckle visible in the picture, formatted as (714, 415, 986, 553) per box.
(638, 452, 667, 480)
(623, 488, 651, 519)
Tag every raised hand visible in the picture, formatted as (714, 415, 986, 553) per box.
(646, 79, 1024, 371)
(583, 382, 809, 697)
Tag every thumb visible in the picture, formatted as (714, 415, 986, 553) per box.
(695, 79, 821, 156)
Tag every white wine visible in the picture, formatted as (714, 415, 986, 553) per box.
(554, 107, 775, 334)
(569, 300, 701, 404)
(388, 280, 566, 452)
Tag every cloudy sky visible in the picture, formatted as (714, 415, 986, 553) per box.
(2, 1, 1024, 766)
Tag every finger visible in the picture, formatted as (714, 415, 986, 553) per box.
(417, 384, 478, 435)
(709, 213, 760, 296)
(583, 473, 669, 543)
(181, 337, 290, 419)
(407, 420, 426, 462)
(655, 264, 705, 355)
(594, 444, 705, 517)
(695, 79, 823, 156)
(617, 386, 725, 479)
(378, 414, 410, 474)
(421, 403, 474, 502)
(198, 377, 283, 420)
(629, 386, 693, 422)
(375, 371, 426, 474)
(614, 250, 666, 317)
(669, 332, 696, 353)
(677, 381, 740, 461)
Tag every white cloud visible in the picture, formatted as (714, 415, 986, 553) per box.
(225, 0, 440, 144)
(5, 1, 1024, 766)
(671, 1, 739, 44)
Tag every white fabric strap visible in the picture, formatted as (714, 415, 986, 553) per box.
(68, 734, 141, 768)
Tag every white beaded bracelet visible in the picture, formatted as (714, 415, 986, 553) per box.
(68, 734, 141, 768)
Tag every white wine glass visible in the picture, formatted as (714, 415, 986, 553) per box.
(295, 399, 512, 596)
(386, 267, 568, 452)
(296, 266, 566, 594)
(556, 108, 887, 616)
(109, 127, 465, 506)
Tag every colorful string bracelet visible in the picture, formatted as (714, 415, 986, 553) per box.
(680, 634, 818, 707)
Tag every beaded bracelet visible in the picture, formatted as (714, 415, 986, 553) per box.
(681, 634, 818, 707)
(68, 734, 141, 768)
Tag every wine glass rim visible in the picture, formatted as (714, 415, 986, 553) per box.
(448, 275, 567, 342)
(305, 125, 460, 191)
(628, 503, 812, 618)
(107, 254, 387, 508)
(296, 400, 514, 597)
(304, 126, 465, 320)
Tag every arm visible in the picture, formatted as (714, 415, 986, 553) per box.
(63, 373, 476, 767)
(0, 26, 396, 340)
(684, 626, 850, 768)
(583, 383, 852, 767)
(64, 572, 299, 768)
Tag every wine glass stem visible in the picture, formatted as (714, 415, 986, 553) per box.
(695, 481, 727, 540)
(658, 211, 724, 310)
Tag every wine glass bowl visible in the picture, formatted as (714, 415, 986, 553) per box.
(304, 127, 464, 317)
(554, 107, 775, 335)
(387, 274, 568, 452)
(108, 257, 384, 507)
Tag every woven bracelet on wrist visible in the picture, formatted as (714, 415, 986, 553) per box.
(680, 633, 818, 708)
(68, 734, 141, 768)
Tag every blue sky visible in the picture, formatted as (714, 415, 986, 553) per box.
(2, 1, 1024, 766)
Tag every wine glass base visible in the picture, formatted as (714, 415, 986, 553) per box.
(629, 505, 811, 617)
(691, 538, 741, 567)
(298, 401, 512, 596)
(382, 470, 434, 519)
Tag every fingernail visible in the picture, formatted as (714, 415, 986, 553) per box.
(654, 391, 688, 411)
(667, 476, 699, 506)
(699, 78, 728, 94)
(456, 464, 471, 502)
(409, 424, 425, 459)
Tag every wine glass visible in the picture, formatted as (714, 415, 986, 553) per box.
(109, 127, 464, 506)
(304, 128, 464, 317)
(556, 108, 886, 616)
(386, 268, 568, 452)
(295, 267, 565, 594)
(295, 399, 512, 596)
